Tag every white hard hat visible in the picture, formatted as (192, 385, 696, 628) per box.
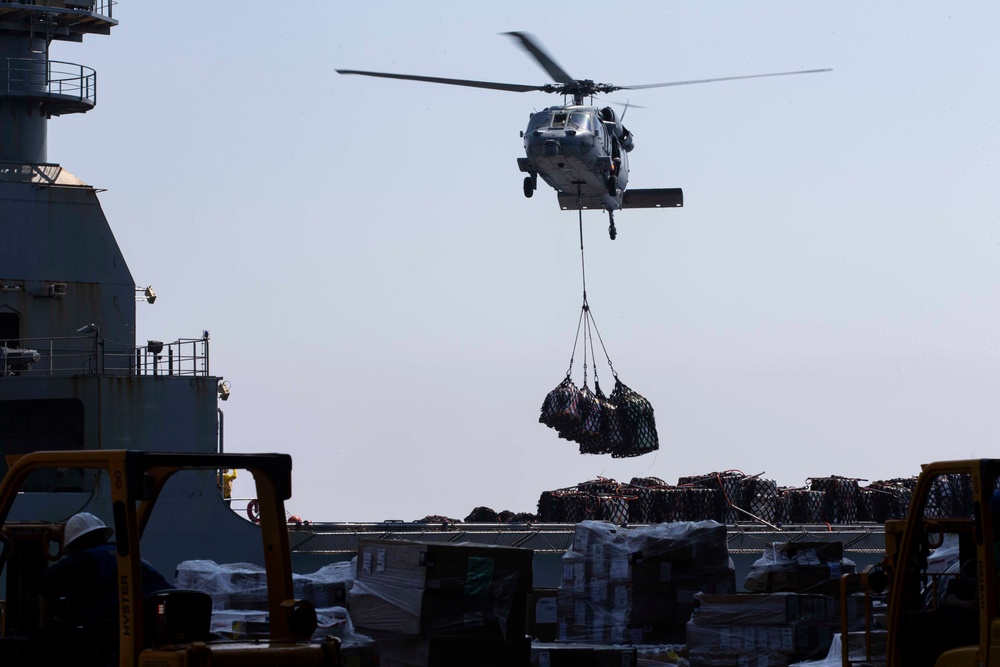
(64, 512, 113, 547)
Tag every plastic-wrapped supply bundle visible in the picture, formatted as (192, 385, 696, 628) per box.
(743, 542, 856, 595)
(607, 377, 658, 458)
(175, 560, 360, 644)
(175, 559, 354, 612)
(687, 592, 870, 667)
(350, 539, 533, 667)
(556, 520, 736, 645)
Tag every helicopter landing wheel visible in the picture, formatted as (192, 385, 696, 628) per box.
(608, 211, 617, 240)
(606, 174, 618, 197)
(523, 176, 534, 198)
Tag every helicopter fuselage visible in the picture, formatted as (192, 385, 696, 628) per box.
(518, 105, 632, 210)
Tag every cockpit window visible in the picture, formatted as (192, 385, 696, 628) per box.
(528, 111, 594, 132)
(567, 113, 592, 131)
(527, 112, 550, 133)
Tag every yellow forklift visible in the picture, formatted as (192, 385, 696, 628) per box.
(846, 459, 1000, 667)
(0, 450, 342, 666)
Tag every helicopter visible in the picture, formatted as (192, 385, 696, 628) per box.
(337, 32, 830, 240)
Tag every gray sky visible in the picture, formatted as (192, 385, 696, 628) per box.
(51, 2, 1000, 521)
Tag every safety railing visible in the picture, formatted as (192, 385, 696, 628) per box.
(0, 1, 114, 18)
(1, 334, 210, 377)
(134, 337, 211, 377)
(0, 161, 63, 183)
(0, 58, 96, 106)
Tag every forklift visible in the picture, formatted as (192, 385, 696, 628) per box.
(0, 450, 342, 666)
(846, 459, 1000, 667)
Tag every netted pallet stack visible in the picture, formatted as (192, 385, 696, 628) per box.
(538, 472, 927, 526)
(776, 488, 826, 524)
(808, 476, 861, 524)
(926, 473, 974, 518)
(858, 477, 917, 522)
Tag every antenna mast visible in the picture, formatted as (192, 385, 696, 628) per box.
(0, 2, 117, 164)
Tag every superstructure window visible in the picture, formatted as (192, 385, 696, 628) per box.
(0, 311, 19, 348)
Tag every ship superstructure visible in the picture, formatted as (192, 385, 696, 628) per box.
(0, 1, 261, 576)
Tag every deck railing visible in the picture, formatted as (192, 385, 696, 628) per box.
(0, 1, 114, 18)
(0, 58, 96, 105)
(1, 334, 211, 377)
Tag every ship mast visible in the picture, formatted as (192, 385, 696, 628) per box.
(0, 1, 117, 164)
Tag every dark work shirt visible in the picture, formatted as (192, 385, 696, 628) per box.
(38, 543, 173, 633)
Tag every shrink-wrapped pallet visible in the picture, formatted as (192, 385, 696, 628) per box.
(350, 539, 533, 667)
(556, 520, 736, 645)
(743, 542, 856, 595)
(687, 592, 869, 667)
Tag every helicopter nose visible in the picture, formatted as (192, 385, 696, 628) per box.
(543, 141, 560, 158)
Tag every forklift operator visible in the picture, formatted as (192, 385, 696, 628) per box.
(34, 512, 173, 661)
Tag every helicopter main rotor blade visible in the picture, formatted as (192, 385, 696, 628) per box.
(616, 68, 832, 91)
(503, 31, 575, 86)
(335, 69, 546, 93)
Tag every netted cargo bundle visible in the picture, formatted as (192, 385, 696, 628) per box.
(777, 488, 825, 524)
(575, 477, 622, 495)
(539, 375, 657, 458)
(465, 506, 499, 522)
(539, 377, 583, 432)
(859, 477, 916, 523)
(607, 378, 659, 458)
(740, 476, 780, 524)
(926, 473, 974, 518)
(677, 471, 747, 523)
(536, 480, 637, 524)
(630, 485, 698, 524)
(629, 476, 669, 488)
(539, 265, 659, 459)
(808, 476, 861, 524)
(676, 486, 720, 522)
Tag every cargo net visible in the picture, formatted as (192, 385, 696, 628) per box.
(538, 317, 658, 458)
(676, 471, 780, 525)
(536, 479, 637, 524)
(538, 478, 719, 524)
(858, 477, 917, 522)
(808, 476, 861, 524)
(538, 473, 928, 525)
(925, 473, 974, 518)
(537, 205, 658, 458)
(777, 488, 826, 524)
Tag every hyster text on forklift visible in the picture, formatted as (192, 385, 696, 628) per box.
(0, 450, 342, 666)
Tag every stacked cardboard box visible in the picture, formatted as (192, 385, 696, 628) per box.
(530, 643, 638, 666)
(686, 592, 868, 667)
(743, 542, 856, 595)
(350, 539, 533, 667)
(557, 521, 736, 645)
